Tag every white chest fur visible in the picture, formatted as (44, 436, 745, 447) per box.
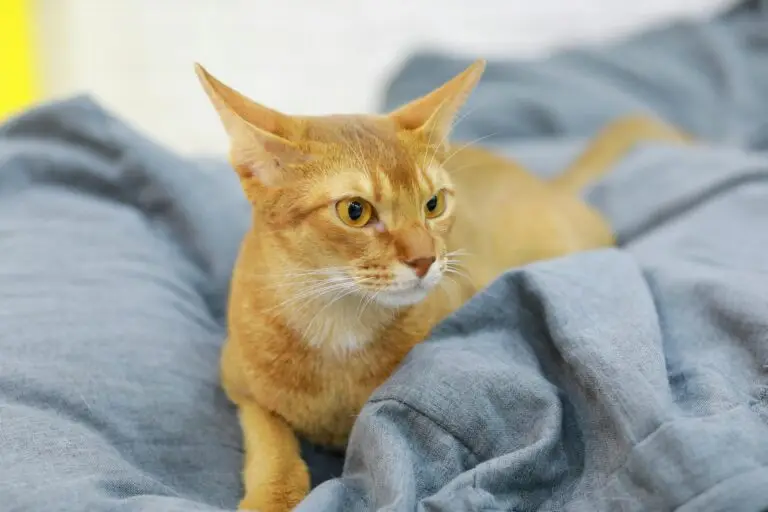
(290, 296, 390, 356)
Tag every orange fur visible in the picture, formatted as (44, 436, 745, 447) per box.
(194, 60, 690, 512)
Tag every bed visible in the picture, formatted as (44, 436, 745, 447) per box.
(1, 1, 767, 510)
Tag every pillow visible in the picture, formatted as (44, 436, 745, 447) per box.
(0, 96, 342, 511)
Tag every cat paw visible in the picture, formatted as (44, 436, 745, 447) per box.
(237, 490, 303, 512)
(237, 465, 310, 512)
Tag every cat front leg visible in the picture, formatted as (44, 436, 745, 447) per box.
(236, 400, 310, 512)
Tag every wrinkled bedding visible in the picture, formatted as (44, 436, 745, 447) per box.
(298, 1, 768, 510)
(1, 1, 767, 511)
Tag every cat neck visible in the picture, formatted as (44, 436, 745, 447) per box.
(244, 226, 452, 358)
(254, 254, 405, 357)
(280, 287, 400, 357)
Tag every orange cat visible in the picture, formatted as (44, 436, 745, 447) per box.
(194, 60, 689, 512)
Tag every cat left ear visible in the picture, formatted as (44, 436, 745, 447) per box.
(194, 63, 306, 188)
(388, 59, 486, 146)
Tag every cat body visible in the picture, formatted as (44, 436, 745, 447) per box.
(195, 60, 689, 512)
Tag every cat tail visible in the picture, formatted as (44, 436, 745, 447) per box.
(548, 114, 693, 194)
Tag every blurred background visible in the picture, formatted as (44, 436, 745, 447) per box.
(2, 0, 731, 155)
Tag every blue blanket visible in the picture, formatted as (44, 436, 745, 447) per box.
(0, 1, 767, 511)
(298, 1, 768, 510)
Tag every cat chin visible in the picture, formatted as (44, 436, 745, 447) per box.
(360, 265, 444, 308)
(372, 286, 432, 308)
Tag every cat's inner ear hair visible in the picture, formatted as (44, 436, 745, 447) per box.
(387, 59, 485, 147)
(194, 63, 306, 187)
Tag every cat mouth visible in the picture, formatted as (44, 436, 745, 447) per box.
(351, 262, 443, 308)
(372, 286, 431, 308)
(366, 274, 441, 308)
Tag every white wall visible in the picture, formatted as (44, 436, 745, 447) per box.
(35, 0, 730, 155)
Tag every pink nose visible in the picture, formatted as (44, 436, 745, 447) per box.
(404, 256, 436, 278)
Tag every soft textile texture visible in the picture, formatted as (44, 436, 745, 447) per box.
(0, 98, 248, 511)
(0, 1, 767, 511)
(0, 99, 343, 510)
(298, 1, 768, 511)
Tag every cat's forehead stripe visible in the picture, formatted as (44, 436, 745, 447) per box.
(317, 118, 452, 208)
(329, 120, 419, 192)
(422, 165, 439, 192)
(326, 170, 375, 199)
(371, 171, 383, 202)
(381, 147, 420, 191)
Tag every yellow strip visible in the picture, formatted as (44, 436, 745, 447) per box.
(0, 0, 39, 119)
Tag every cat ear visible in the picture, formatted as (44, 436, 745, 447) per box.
(388, 59, 485, 145)
(194, 63, 306, 187)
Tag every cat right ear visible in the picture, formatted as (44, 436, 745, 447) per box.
(194, 63, 306, 187)
(388, 59, 485, 148)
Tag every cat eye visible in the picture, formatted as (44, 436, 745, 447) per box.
(424, 190, 447, 219)
(335, 197, 374, 227)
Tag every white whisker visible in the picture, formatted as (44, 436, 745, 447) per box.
(438, 275, 462, 305)
(263, 278, 354, 314)
(357, 287, 382, 318)
(440, 132, 499, 169)
(444, 266, 473, 285)
(302, 283, 361, 340)
(446, 248, 471, 258)
(425, 106, 479, 172)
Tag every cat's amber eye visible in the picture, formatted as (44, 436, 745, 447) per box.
(335, 197, 374, 227)
(424, 190, 447, 219)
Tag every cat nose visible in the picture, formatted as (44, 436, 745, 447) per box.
(405, 256, 436, 278)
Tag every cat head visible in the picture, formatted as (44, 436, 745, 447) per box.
(195, 60, 484, 308)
